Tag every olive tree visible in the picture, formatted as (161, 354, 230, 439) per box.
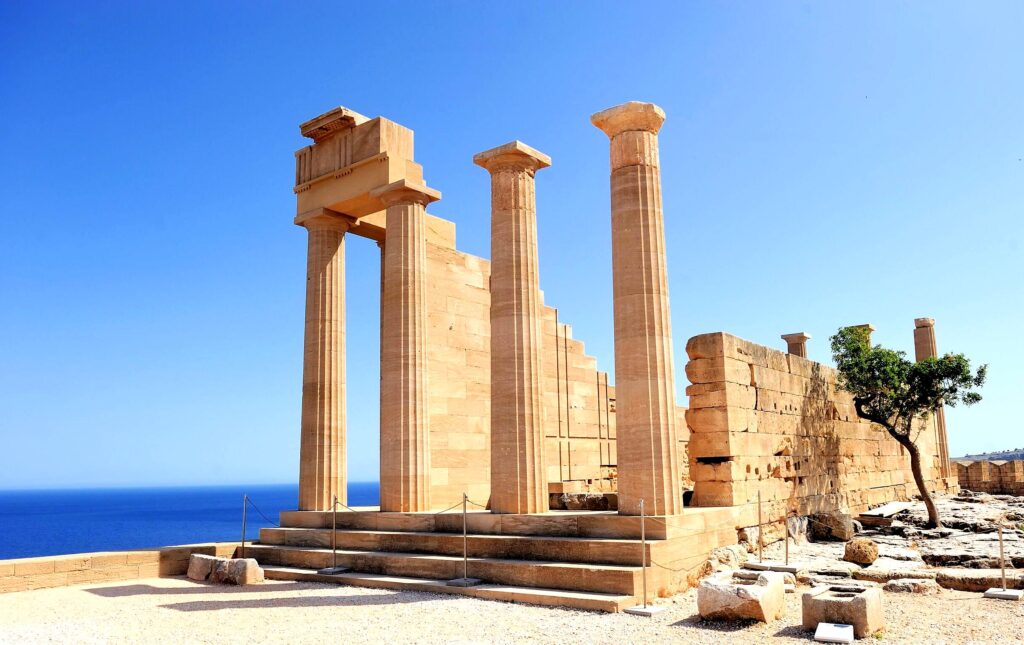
(830, 326, 986, 528)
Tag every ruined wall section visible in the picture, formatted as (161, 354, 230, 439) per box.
(956, 460, 1024, 495)
(423, 231, 690, 508)
(685, 332, 955, 529)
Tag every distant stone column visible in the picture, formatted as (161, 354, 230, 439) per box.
(853, 323, 876, 341)
(474, 141, 551, 514)
(914, 318, 951, 478)
(591, 101, 682, 517)
(297, 210, 348, 510)
(373, 179, 440, 512)
(782, 332, 811, 358)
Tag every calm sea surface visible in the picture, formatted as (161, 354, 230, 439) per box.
(0, 482, 380, 559)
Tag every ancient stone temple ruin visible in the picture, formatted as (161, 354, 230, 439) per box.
(245, 102, 960, 611)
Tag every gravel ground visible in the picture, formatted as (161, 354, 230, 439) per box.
(1, 577, 1023, 644)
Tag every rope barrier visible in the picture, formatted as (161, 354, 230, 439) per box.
(245, 496, 281, 528)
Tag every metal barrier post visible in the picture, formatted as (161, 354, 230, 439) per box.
(640, 498, 648, 609)
(317, 493, 349, 575)
(999, 525, 1006, 591)
(784, 516, 789, 566)
(757, 491, 763, 563)
(462, 492, 469, 580)
(240, 494, 247, 559)
(446, 492, 480, 587)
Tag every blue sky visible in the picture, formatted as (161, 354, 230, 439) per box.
(1, 2, 1020, 489)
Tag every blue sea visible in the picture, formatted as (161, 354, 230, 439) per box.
(0, 482, 380, 560)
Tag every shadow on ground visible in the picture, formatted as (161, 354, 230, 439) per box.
(159, 592, 438, 611)
(85, 582, 312, 598)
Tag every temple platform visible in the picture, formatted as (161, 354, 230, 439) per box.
(246, 506, 741, 612)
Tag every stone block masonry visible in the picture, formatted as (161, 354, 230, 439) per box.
(0, 543, 238, 594)
(955, 460, 1024, 495)
(685, 332, 956, 530)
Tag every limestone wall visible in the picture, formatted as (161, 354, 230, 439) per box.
(0, 543, 237, 594)
(956, 460, 1024, 495)
(424, 234, 689, 508)
(685, 332, 955, 529)
(424, 235, 619, 508)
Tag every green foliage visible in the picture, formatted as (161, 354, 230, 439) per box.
(829, 326, 987, 438)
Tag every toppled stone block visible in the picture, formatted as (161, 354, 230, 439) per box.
(810, 513, 855, 542)
(227, 558, 265, 585)
(935, 568, 1024, 592)
(802, 585, 884, 639)
(883, 578, 939, 594)
(697, 570, 786, 623)
(549, 493, 615, 511)
(186, 554, 263, 585)
(186, 554, 218, 581)
(843, 538, 879, 566)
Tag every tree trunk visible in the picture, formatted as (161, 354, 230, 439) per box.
(894, 433, 942, 529)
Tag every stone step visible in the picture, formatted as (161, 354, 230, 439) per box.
(263, 565, 636, 612)
(258, 527, 649, 566)
(279, 507, 736, 540)
(244, 544, 642, 596)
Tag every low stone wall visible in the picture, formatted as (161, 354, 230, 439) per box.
(955, 460, 1024, 495)
(0, 543, 238, 593)
(685, 332, 956, 532)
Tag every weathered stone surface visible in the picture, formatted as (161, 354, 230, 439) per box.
(186, 554, 217, 582)
(811, 513, 855, 542)
(843, 538, 879, 565)
(697, 571, 786, 622)
(935, 568, 1024, 592)
(226, 558, 264, 585)
(802, 586, 884, 639)
(209, 559, 231, 584)
(710, 544, 749, 570)
(190, 556, 263, 585)
(883, 578, 939, 594)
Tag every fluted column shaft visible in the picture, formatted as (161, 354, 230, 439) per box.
(298, 215, 347, 510)
(475, 142, 551, 514)
(914, 318, 951, 478)
(592, 102, 682, 516)
(374, 180, 440, 512)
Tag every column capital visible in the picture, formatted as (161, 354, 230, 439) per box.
(782, 332, 811, 358)
(590, 101, 666, 138)
(915, 317, 936, 329)
(371, 179, 441, 207)
(295, 207, 352, 232)
(781, 332, 812, 343)
(473, 140, 551, 174)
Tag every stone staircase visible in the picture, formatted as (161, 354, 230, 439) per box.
(245, 507, 739, 612)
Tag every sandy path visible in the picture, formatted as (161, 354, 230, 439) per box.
(1, 577, 1022, 644)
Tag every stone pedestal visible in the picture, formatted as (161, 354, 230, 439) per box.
(914, 318, 951, 477)
(474, 141, 551, 514)
(591, 101, 682, 516)
(297, 210, 348, 510)
(373, 179, 440, 512)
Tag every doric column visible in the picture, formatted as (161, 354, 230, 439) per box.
(372, 179, 440, 512)
(591, 101, 682, 516)
(914, 318, 951, 478)
(782, 332, 811, 358)
(474, 141, 551, 514)
(297, 210, 348, 510)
